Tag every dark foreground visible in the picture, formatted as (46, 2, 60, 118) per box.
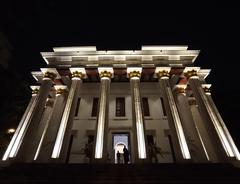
(0, 163, 240, 183)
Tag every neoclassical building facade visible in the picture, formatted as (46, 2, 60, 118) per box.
(2, 46, 240, 164)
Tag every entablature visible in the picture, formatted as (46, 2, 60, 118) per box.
(41, 46, 199, 67)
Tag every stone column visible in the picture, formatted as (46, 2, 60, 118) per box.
(173, 84, 209, 162)
(94, 68, 112, 162)
(188, 96, 219, 162)
(35, 86, 67, 162)
(127, 67, 147, 163)
(51, 68, 85, 162)
(155, 67, 191, 162)
(203, 85, 240, 160)
(31, 97, 55, 161)
(14, 68, 58, 162)
(2, 86, 39, 161)
(184, 67, 239, 161)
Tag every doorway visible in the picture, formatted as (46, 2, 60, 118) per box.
(112, 133, 130, 164)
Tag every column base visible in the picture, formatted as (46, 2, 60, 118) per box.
(176, 158, 193, 164)
(92, 158, 109, 164)
(226, 157, 239, 166)
(135, 158, 149, 164)
(0, 160, 11, 167)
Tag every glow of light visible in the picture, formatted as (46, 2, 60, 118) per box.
(166, 83, 191, 159)
(209, 95, 240, 160)
(34, 114, 51, 160)
(43, 57, 49, 64)
(132, 78, 146, 159)
(193, 120, 210, 160)
(2, 88, 38, 160)
(95, 78, 109, 158)
(141, 45, 188, 51)
(198, 86, 235, 157)
(52, 80, 78, 158)
(7, 129, 15, 134)
(32, 75, 39, 81)
(53, 46, 97, 52)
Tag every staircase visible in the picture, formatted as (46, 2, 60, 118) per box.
(0, 163, 240, 183)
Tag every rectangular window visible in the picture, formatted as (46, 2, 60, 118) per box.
(142, 97, 150, 116)
(147, 135, 154, 146)
(115, 97, 125, 117)
(91, 97, 99, 117)
(88, 135, 94, 144)
(160, 97, 167, 116)
(75, 98, 81, 117)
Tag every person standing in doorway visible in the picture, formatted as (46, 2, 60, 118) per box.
(123, 146, 129, 164)
(116, 151, 121, 164)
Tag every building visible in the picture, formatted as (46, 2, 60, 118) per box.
(2, 45, 240, 165)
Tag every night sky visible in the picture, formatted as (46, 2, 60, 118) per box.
(0, 2, 240, 152)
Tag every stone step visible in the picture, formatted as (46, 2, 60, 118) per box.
(0, 163, 240, 184)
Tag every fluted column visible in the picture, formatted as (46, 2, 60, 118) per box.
(127, 67, 147, 162)
(173, 84, 209, 162)
(13, 68, 58, 162)
(35, 86, 67, 162)
(52, 68, 85, 161)
(2, 86, 39, 161)
(155, 67, 191, 161)
(94, 68, 112, 161)
(184, 67, 240, 161)
(203, 85, 240, 160)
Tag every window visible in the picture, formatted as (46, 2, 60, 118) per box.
(147, 135, 154, 146)
(160, 97, 167, 116)
(88, 135, 94, 144)
(91, 98, 99, 117)
(74, 98, 81, 117)
(142, 97, 150, 116)
(115, 97, 125, 117)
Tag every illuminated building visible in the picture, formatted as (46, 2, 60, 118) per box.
(2, 46, 240, 165)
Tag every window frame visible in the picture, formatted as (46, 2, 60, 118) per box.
(142, 97, 150, 117)
(91, 97, 99, 117)
(115, 97, 126, 117)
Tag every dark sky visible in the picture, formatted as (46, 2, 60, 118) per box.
(1, 2, 240, 148)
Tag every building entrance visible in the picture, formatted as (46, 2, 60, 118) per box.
(112, 133, 130, 164)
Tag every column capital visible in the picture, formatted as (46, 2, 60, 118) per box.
(127, 67, 142, 79)
(174, 84, 187, 94)
(202, 84, 211, 95)
(54, 85, 68, 96)
(30, 86, 40, 96)
(183, 67, 200, 79)
(98, 67, 114, 79)
(188, 97, 197, 106)
(70, 68, 86, 80)
(155, 67, 171, 79)
(41, 68, 60, 81)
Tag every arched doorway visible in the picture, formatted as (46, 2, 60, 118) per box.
(114, 142, 126, 164)
(112, 133, 130, 164)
